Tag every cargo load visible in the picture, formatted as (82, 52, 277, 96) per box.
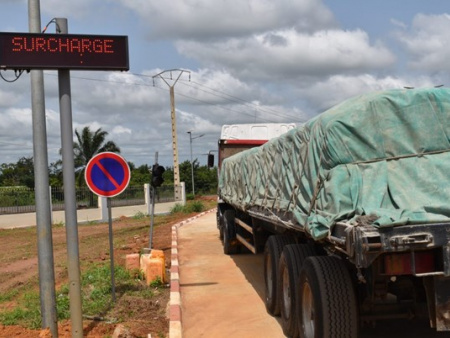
(219, 88, 450, 240)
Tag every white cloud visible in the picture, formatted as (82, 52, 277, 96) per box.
(120, 0, 336, 39)
(1, 108, 32, 129)
(177, 29, 395, 80)
(300, 74, 436, 113)
(179, 69, 259, 104)
(0, 89, 22, 107)
(390, 18, 407, 30)
(111, 125, 132, 135)
(40, 0, 104, 19)
(395, 13, 450, 72)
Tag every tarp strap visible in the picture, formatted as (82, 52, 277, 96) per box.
(308, 177, 324, 216)
(348, 148, 450, 166)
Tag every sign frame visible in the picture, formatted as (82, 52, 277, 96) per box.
(0, 32, 129, 71)
(85, 152, 131, 198)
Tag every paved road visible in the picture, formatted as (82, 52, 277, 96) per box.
(0, 202, 177, 229)
(177, 212, 450, 338)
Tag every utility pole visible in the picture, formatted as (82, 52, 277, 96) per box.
(152, 69, 190, 201)
(28, 0, 58, 336)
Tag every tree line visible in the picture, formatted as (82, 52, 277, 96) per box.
(0, 126, 218, 195)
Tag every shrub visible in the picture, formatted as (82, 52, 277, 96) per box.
(170, 203, 184, 214)
(170, 201, 205, 214)
(185, 201, 204, 213)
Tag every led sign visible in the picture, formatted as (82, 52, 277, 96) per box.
(0, 32, 129, 71)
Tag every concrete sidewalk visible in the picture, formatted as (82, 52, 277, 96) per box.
(173, 211, 284, 338)
(0, 201, 178, 229)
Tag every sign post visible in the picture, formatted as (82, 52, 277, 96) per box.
(85, 152, 130, 302)
(28, 2, 57, 336)
(5, 16, 130, 335)
(56, 18, 84, 337)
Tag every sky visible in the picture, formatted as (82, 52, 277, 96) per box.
(0, 0, 449, 168)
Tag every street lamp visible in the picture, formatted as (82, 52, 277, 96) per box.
(187, 131, 205, 197)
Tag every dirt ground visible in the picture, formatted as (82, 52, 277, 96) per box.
(0, 196, 216, 338)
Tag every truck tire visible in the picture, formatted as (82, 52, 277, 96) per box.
(297, 256, 358, 338)
(279, 244, 316, 338)
(218, 213, 224, 241)
(264, 235, 295, 316)
(223, 210, 239, 255)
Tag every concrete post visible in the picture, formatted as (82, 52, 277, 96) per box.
(144, 183, 151, 215)
(180, 182, 186, 206)
(99, 196, 108, 222)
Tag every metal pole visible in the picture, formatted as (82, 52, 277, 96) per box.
(149, 186, 156, 250)
(56, 18, 83, 338)
(28, 1, 58, 336)
(188, 132, 194, 196)
(186, 132, 204, 198)
(149, 152, 158, 249)
(107, 198, 116, 302)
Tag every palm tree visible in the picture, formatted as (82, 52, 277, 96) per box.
(73, 126, 121, 187)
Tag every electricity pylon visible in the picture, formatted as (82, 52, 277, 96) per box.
(153, 69, 190, 201)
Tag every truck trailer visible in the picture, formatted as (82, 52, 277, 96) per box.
(213, 88, 450, 337)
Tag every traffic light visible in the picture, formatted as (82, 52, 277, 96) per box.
(151, 164, 165, 188)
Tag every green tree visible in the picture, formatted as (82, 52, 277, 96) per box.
(49, 160, 63, 187)
(162, 167, 174, 185)
(195, 164, 218, 194)
(73, 126, 120, 186)
(171, 159, 218, 195)
(179, 160, 193, 193)
(130, 164, 151, 186)
(0, 157, 35, 188)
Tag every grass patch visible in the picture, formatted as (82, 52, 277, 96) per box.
(170, 200, 205, 214)
(0, 264, 151, 329)
(53, 220, 65, 227)
(0, 289, 19, 303)
(185, 201, 204, 213)
(0, 292, 41, 329)
(132, 211, 148, 220)
(170, 203, 184, 213)
(149, 276, 164, 288)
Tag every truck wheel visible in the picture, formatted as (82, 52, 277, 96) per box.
(223, 210, 239, 255)
(218, 215, 224, 241)
(279, 244, 316, 338)
(216, 211, 224, 240)
(264, 235, 295, 316)
(297, 256, 358, 338)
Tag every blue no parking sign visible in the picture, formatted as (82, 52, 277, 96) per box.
(85, 152, 130, 198)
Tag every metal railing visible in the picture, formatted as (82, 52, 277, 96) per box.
(0, 185, 178, 215)
(0, 187, 37, 214)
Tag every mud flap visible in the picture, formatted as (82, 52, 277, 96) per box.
(434, 276, 450, 331)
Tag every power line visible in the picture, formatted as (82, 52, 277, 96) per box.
(179, 79, 300, 121)
(133, 72, 299, 121)
(130, 72, 300, 121)
(42, 71, 300, 123)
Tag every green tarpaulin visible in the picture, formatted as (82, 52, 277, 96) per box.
(219, 88, 450, 240)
